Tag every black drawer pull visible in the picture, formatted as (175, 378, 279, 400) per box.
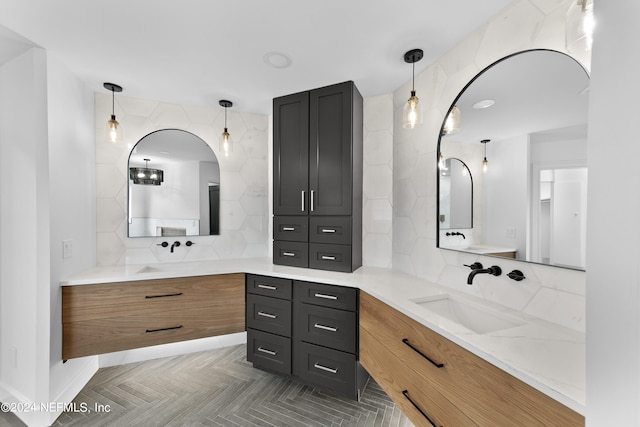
(321, 228, 336, 233)
(257, 347, 277, 356)
(321, 255, 336, 261)
(257, 284, 277, 290)
(402, 338, 444, 368)
(146, 325, 183, 333)
(145, 292, 183, 299)
(314, 293, 338, 300)
(402, 390, 441, 427)
(282, 252, 295, 257)
(313, 363, 338, 374)
(314, 323, 338, 332)
(257, 311, 278, 319)
(282, 227, 296, 231)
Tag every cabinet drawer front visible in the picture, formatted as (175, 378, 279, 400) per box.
(309, 243, 352, 272)
(360, 292, 584, 427)
(247, 328, 291, 375)
(309, 217, 351, 245)
(360, 328, 477, 427)
(273, 241, 309, 268)
(246, 294, 292, 337)
(294, 281, 357, 311)
(273, 216, 309, 242)
(246, 274, 292, 300)
(295, 304, 357, 354)
(297, 342, 356, 398)
(63, 274, 244, 322)
(63, 305, 245, 359)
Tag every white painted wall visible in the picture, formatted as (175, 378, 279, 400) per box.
(585, 1, 640, 425)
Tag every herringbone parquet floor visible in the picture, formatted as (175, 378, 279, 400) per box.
(1, 344, 412, 427)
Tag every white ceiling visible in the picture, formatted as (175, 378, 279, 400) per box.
(0, 0, 513, 114)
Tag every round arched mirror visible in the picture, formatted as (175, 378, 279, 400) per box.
(128, 129, 220, 237)
(437, 50, 589, 269)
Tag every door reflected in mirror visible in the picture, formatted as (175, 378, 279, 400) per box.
(128, 129, 220, 237)
(439, 158, 473, 230)
(437, 50, 589, 270)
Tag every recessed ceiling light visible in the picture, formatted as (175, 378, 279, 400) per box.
(264, 51, 292, 69)
(473, 99, 495, 109)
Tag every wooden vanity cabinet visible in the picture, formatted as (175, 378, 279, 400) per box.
(360, 291, 584, 427)
(62, 273, 245, 360)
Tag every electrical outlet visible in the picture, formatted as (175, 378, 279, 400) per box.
(62, 239, 73, 259)
(505, 227, 516, 238)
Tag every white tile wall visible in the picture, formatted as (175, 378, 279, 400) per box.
(95, 93, 270, 265)
(392, 0, 588, 332)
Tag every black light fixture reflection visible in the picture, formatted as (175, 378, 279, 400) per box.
(481, 139, 490, 173)
(219, 100, 233, 157)
(103, 82, 123, 143)
(130, 158, 164, 185)
(402, 48, 424, 129)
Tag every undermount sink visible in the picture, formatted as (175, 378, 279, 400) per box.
(136, 263, 199, 274)
(411, 295, 525, 334)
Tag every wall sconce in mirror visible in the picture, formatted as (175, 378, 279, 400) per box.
(402, 48, 424, 129)
(481, 139, 490, 173)
(566, 0, 594, 54)
(219, 99, 233, 157)
(103, 82, 123, 143)
(129, 158, 164, 185)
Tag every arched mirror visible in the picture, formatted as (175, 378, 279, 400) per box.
(128, 129, 220, 237)
(437, 50, 589, 270)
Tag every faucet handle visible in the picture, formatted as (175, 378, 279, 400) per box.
(464, 262, 483, 270)
(507, 270, 525, 281)
(157, 242, 169, 248)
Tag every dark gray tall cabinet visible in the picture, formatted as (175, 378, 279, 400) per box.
(273, 81, 363, 273)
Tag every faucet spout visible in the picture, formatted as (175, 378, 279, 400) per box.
(467, 265, 502, 285)
(170, 241, 181, 253)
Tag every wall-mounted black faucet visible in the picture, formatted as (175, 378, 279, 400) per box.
(446, 231, 466, 239)
(466, 263, 502, 285)
(170, 241, 181, 253)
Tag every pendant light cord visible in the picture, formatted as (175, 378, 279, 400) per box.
(412, 62, 415, 91)
(111, 89, 115, 116)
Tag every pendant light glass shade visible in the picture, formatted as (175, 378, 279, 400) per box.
(443, 105, 461, 135)
(566, 0, 594, 54)
(219, 100, 233, 157)
(103, 82, 123, 143)
(402, 49, 424, 129)
(481, 139, 490, 173)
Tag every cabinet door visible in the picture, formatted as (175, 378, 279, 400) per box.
(309, 81, 353, 216)
(273, 91, 309, 215)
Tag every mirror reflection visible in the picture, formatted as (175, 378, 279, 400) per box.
(438, 50, 589, 270)
(128, 129, 220, 237)
(439, 158, 473, 229)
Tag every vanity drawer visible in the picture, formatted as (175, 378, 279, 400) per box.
(294, 280, 357, 311)
(273, 216, 308, 242)
(246, 274, 292, 300)
(246, 294, 292, 337)
(62, 274, 244, 322)
(247, 328, 291, 375)
(360, 291, 584, 427)
(294, 304, 357, 354)
(63, 305, 245, 359)
(360, 327, 476, 427)
(273, 241, 309, 268)
(309, 217, 351, 245)
(308, 243, 352, 272)
(297, 342, 356, 398)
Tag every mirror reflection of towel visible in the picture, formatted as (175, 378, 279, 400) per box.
(158, 226, 186, 236)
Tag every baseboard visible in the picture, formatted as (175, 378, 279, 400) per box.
(0, 381, 49, 427)
(98, 332, 247, 368)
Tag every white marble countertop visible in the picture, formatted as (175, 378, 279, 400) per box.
(61, 257, 585, 415)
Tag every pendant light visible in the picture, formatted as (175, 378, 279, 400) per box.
(443, 105, 461, 134)
(566, 0, 594, 54)
(402, 48, 424, 129)
(481, 139, 490, 173)
(103, 82, 123, 143)
(219, 100, 233, 157)
(129, 158, 164, 185)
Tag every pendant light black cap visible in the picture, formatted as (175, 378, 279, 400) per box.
(219, 100, 232, 108)
(404, 49, 424, 64)
(103, 82, 123, 92)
